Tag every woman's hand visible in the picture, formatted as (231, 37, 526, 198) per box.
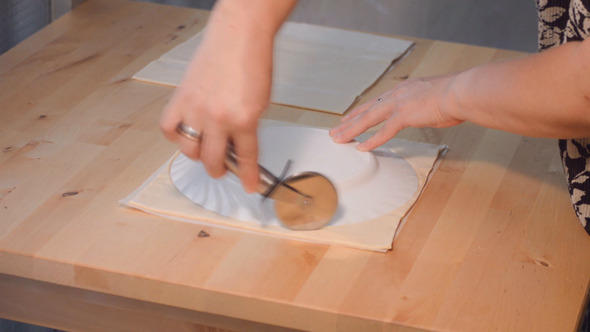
(330, 75, 464, 151)
(159, 0, 296, 193)
(333, 38, 590, 145)
(159, 27, 271, 193)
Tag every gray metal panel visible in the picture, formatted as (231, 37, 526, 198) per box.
(0, 0, 51, 54)
(288, 0, 538, 52)
(134, 0, 537, 52)
(139, 0, 215, 10)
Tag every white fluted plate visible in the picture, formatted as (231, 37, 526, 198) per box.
(169, 126, 418, 228)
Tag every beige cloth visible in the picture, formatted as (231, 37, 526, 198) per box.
(121, 122, 446, 252)
(133, 22, 414, 114)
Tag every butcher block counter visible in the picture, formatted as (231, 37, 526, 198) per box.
(1, 0, 589, 331)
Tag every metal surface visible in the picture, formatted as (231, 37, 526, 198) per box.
(175, 122, 201, 141)
(224, 144, 338, 230)
(133, 0, 537, 52)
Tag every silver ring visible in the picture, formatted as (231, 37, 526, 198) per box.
(176, 122, 201, 141)
(377, 98, 383, 103)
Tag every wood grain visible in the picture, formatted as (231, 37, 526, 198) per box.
(0, 0, 588, 331)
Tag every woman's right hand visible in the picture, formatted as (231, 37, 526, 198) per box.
(159, 0, 296, 193)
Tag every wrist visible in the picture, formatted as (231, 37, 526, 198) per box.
(441, 69, 474, 123)
(204, 1, 282, 60)
(211, 0, 294, 37)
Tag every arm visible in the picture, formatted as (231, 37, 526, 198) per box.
(330, 38, 590, 151)
(160, 0, 296, 192)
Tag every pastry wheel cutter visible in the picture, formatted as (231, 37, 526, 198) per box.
(225, 144, 338, 231)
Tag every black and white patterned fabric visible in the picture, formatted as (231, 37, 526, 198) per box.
(535, 0, 590, 236)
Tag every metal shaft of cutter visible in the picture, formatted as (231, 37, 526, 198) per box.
(224, 144, 301, 199)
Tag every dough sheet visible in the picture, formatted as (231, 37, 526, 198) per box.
(121, 121, 446, 252)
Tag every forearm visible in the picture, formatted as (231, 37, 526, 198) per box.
(207, 0, 296, 43)
(448, 39, 590, 138)
(189, 0, 296, 116)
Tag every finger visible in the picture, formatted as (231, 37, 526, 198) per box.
(357, 117, 405, 151)
(330, 95, 387, 137)
(332, 103, 390, 144)
(200, 125, 229, 179)
(178, 133, 202, 160)
(341, 99, 373, 122)
(171, 118, 204, 160)
(329, 116, 359, 140)
(159, 91, 186, 142)
(232, 130, 259, 193)
(330, 101, 373, 137)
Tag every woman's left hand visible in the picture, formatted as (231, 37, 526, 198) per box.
(329, 74, 464, 151)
